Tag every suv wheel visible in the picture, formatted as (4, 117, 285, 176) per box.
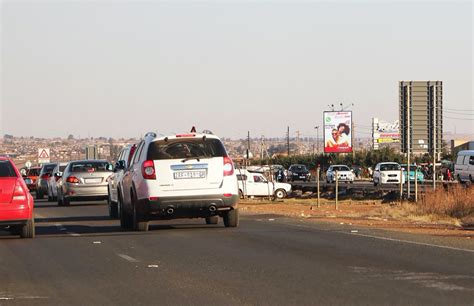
(205, 216, 219, 225)
(133, 204, 149, 232)
(63, 196, 70, 206)
(223, 209, 239, 228)
(57, 190, 64, 206)
(20, 219, 35, 238)
(119, 196, 133, 229)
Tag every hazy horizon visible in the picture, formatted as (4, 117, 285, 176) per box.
(1, 0, 473, 140)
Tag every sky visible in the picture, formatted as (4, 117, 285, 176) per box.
(1, 0, 472, 140)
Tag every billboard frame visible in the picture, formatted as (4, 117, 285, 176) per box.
(323, 111, 353, 154)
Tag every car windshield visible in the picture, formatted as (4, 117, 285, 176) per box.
(147, 138, 227, 160)
(380, 164, 401, 171)
(402, 165, 418, 171)
(290, 165, 307, 171)
(0, 160, 16, 177)
(70, 162, 111, 173)
(332, 166, 350, 171)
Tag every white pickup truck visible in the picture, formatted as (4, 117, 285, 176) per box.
(235, 169, 292, 199)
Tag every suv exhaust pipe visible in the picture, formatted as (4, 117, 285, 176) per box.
(209, 205, 217, 212)
(166, 207, 174, 215)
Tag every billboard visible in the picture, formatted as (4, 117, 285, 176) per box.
(324, 111, 352, 153)
(372, 118, 400, 149)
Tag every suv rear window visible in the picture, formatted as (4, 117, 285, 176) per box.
(41, 164, 56, 173)
(0, 160, 17, 177)
(147, 139, 227, 160)
(70, 162, 111, 172)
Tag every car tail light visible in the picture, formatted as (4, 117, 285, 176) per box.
(223, 156, 234, 176)
(12, 181, 27, 202)
(66, 176, 80, 184)
(41, 173, 51, 180)
(223, 193, 232, 197)
(142, 160, 156, 180)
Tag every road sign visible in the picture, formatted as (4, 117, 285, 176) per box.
(38, 148, 50, 164)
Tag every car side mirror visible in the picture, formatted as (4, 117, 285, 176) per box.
(54, 172, 63, 178)
(115, 160, 126, 171)
(24, 178, 33, 185)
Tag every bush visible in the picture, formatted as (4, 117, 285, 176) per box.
(419, 185, 474, 218)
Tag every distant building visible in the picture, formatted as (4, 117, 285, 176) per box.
(452, 140, 474, 155)
(399, 81, 443, 157)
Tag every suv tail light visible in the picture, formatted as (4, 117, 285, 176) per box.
(66, 176, 80, 184)
(142, 160, 156, 180)
(223, 156, 234, 176)
(12, 181, 27, 202)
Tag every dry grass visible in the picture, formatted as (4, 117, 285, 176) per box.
(419, 185, 474, 219)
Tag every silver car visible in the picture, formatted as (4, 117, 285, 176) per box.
(57, 160, 113, 206)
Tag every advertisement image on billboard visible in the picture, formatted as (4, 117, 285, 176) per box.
(324, 111, 352, 153)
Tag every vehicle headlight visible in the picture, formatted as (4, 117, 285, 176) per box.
(381, 173, 386, 177)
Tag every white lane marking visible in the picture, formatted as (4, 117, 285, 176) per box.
(117, 254, 140, 263)
(288, 223, 474, 254)
(148, 264, 159, 268)
(68, 233, 81, 237)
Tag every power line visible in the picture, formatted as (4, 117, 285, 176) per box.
(445, 108, 474, 112)
(444, 110, 474, 116)
(444, 116, 474, 121)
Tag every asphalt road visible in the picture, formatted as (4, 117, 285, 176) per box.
(1, 199, 473, 306)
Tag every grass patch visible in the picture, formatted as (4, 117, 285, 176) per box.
(419, 185, 474, 219)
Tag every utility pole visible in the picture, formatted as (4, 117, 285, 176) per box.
(287, 126, 290, 156)
(314, 126, 319, 154)
(351, 120, 355, 160)
(260, 135, 264, 161)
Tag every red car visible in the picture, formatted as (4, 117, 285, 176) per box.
(24, 166, 41, 192)
(0, 157, 35, 238)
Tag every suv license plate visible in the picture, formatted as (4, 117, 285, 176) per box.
(174, 170, 206, 179)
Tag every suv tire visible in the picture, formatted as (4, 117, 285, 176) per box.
(119, 196, 133, 229)
(36, 190, 43, 200)
(63, 196, 70, 206)
(205, 216, 219, 225)
(20, 219, 35, 238)
(223, 209, 239, 228)
(133, 204, 149, 232)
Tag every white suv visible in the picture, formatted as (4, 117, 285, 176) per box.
(119, 131, 239, 231)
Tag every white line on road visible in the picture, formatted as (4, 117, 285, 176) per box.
(117, 254, 140, 263)
(67, 232, 81, 237)
(290, 223, 474, 254)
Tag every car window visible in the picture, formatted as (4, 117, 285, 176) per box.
(70, 161, 111, 172)
(0, 160, 16, 177)
(380, 164, 400, 171)
(42, 164, 56, 173)
(236, 174, 247, 181)
(456, 155, 465, 165)
(132, 142, 144, 165)
(147, 138, 227, 160)
(333, 166, 350, 171)
(470, 156, 474, 166)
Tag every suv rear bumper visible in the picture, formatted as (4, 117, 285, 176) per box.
(136, 194, 239, 220)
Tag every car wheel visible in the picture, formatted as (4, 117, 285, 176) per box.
(119, 195, 133, 229)
(274, 189, 287, 199)
(20, 219, 35, 238)
(57, 190, 63, 206)
(36, 190, 43, 200)
(238, 189, 244, 199)
(63, 196, 70, 206)
(205, 216, 219, 225)
(108, 190, 119, 219)
(373, 179, 378, 187)
(223, 209, 239, 228)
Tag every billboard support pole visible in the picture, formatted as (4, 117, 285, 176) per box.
(335, 171, 339, 210)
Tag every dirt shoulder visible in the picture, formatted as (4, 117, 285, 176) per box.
(239, 198, 474, 239)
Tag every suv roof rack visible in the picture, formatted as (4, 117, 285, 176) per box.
(202, 130, 213, 135)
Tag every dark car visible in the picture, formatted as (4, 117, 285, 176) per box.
(288, 164, 311, 182)
(36, 163, 57, 199)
